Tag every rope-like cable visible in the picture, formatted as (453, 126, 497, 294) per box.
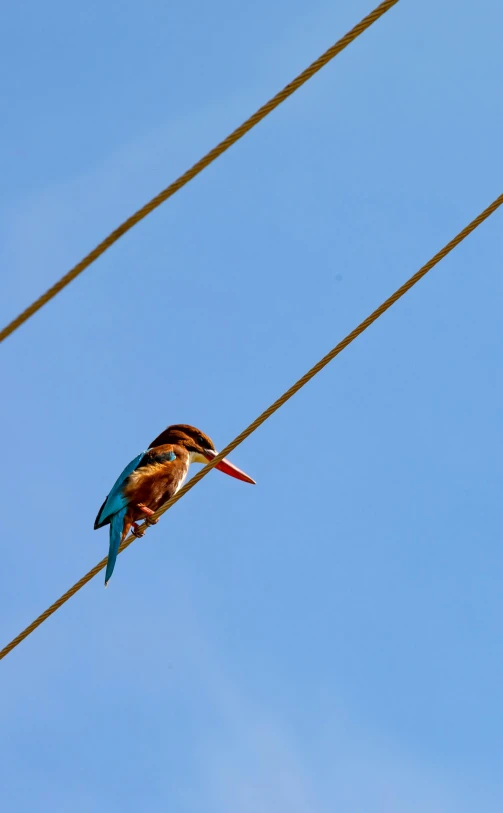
(0, 0, 398, 345)
(1, 192, 501, 662)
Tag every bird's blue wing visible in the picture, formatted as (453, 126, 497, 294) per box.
(96, 451, 147, 527)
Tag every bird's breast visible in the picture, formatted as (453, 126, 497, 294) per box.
(124, 457, 190, 510)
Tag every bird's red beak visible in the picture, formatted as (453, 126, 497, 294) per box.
(204, 449, 256, 484)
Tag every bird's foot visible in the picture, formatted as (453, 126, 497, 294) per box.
(137, 503, 154, 515)
(137, 503, 158, 527)
(131, 522, 146, 538)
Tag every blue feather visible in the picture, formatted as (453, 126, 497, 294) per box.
(98, 446, 176, 585)
(96, 451, 147, 527)
(105, 506, 128, 586)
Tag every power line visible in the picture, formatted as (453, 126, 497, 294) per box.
(1, 191, 501, 662)
(0, 0, 398, 345)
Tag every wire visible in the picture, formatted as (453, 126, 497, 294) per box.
(1, 191, 501, 662)
(0, 0, 398, 345)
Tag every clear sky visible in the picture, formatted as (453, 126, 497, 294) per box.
(1, 1, 502, 810)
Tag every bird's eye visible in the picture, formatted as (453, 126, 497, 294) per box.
(198, 436, 206, 447)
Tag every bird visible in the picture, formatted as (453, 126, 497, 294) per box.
(94, 424, 255, 586)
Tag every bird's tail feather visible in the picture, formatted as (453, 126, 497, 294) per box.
(105, 507, 128, 586)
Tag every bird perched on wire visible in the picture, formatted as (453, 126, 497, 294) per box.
(94, 424, 255, 586)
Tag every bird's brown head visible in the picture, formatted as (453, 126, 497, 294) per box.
(149, 424, 215, 456)
(149, 424, 255, 484)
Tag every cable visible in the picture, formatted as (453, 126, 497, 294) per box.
(1, 191, 501, 662)
(0, 0, 398, 345)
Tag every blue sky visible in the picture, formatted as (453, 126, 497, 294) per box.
(1, 0, 502, 810)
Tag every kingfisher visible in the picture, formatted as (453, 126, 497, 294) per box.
(94, 424, 255, 586)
